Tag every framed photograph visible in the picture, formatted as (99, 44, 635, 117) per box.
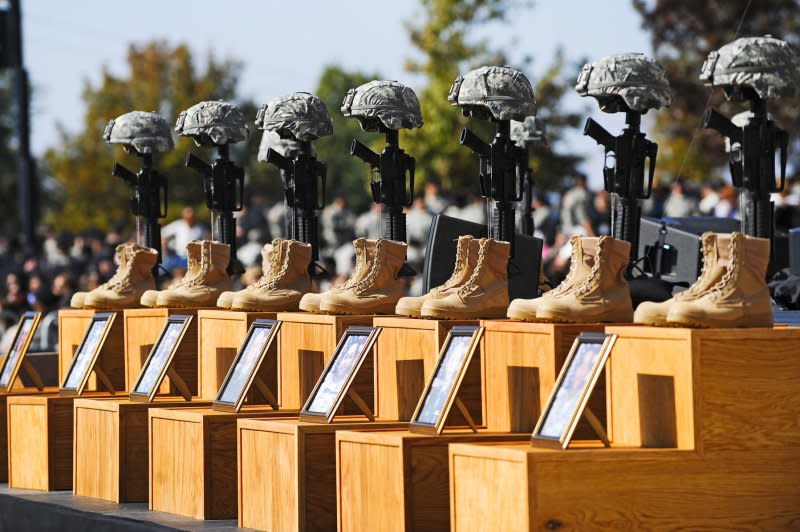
(531, 332, 617, 449)
(300, 326, 381, 423)
(213, 319, 282, 412)
(0, 312, 42, 392)
(60, 312, 117, 395)
(409, 325, 484, 434)
(130, 315, 193, 402)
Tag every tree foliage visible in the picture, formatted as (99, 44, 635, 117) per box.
(43, 41, 273, 232)
(633, 0, 800, 183)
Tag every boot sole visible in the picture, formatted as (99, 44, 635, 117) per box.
(421, 307, 507, 320)
(667, 314, 774, 329)
(320, 302, 396, 316)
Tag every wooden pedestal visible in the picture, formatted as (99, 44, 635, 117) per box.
(197, 310, 275, 399)
(335, 430, 530, 532)
(6, 391, 112, 491)
(276, 313, 373, 410)
(57, 309, 96, 384)
(447, 326, 800, 530)
(72, 397, 212, 503)
(373, 317, 475, 421)
(481, 321, 605, 433)
(122, 308, 199, 394)
(238, 418, 407, 532)
(149, 406, 298, 520)
(0, 388, 60, 482)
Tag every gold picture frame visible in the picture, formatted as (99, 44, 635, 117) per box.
(409, 325, 484, 435)
(0, 311, 42, 392)
(130, 315, 193, 403)
(299, 326, 381, 424)
(531, 332, 616, 449)
(213, 319, 282, 413)
(60, 312, 117, 396)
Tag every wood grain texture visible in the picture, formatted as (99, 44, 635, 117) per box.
(373, 318, 474, 421)
(149, 406, 298, 520)
(197, 310, 275, 400)
(335, 430, 529, 532)
(237, 418, 407, 532)
(276, 313, 373, 410)
(57, 309, 95, 385)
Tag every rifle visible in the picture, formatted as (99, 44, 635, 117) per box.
(584, 110, 658, 265)
(460, 120, 526, 253)
(703, 97, 788, 242)
(185, 144, 244, 274)
(112, 153, 167, 269)
(264, 143, 326, 263)
(350, 129, 415, 242)
(520, 166, 535, 236)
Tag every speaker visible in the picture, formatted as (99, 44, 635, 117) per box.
(423, 214, 543, 300)
(638, 216, 740, 286)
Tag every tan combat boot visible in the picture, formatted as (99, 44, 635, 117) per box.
(70, 291, 88, 308)
(217, 239, 285, 309)
(231, 239, 311, 311)
(667, 232, 773, 328)
(299, 238, 375, 313)
(82, 244, 158, 309)
(140, 243, 202, 308)
(319, 238, 406, 315)
(420, 238, 510, 320)
(634, 232, 728, 325)
(155, 240, 232, 308)
(506, 235, 598, 321)
(535, 236, 633, 323)
(395, 235, 476, 318)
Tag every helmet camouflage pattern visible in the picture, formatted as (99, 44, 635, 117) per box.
(103, 111, 174, 154)
(699, 35, 800, 100)
(175, 100, 248, 146)
(257, 130, 312, 162)
(254, 92, 333, 142)
(448, 65, 537, 121)
(576, 53, 672, 113)
(511, 116, 548, 148)
(341, 80, 423, 132)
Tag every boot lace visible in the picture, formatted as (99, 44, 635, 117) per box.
(99, 248, 131, 290)
(338, 242, 366, 291)
(438, 238, 470, 291)
(573, 240, 604, 297)
(353, 241, 385, 293)
(549, 236, 582, 297)
(674, 237, 715, 301)
(457, 241, 489, 298)
(184, 244, 211, 287)
(708, 235, 741, 301)
(261, 246, 292, 290)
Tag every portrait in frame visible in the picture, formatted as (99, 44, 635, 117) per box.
(60, 312, 117, 395)
(0, 311, 42, 392)
(130, 315, 193, 402)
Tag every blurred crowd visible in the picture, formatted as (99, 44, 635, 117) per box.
(2, 174, 799, 350)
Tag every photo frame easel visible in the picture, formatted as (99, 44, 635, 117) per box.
(409, 325, 484, 435)
(0, 311, 43, 392)
(130, 315, 194, 402)
(60, 312, 118, 396)
(531, 332, 617, 449)
(299, 326, 381, 423)
(213, 319, 282, 413)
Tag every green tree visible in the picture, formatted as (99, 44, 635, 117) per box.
(43, 40, 274, 232)
(314, 65, 381, 213)
(633, 0, 800, 183)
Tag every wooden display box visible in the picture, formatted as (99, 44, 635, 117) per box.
(72, 396, 212, 503)
(149, 406, 299, 520)
(238, 417, 408, 532)
(335, 430, 530, 532)
(447, 326, 800, 530)
(0, 388, 60, 482)
(481, 320, 605, 433)
(6, 391, 112, 491)
(197, 310, 275, 399)
(276, 312, 373, 410)
(122, 308, 199, 393)
(57, 309, 96, 383)
(373, 317, 475, 420)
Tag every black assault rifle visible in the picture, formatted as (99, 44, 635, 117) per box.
(584, 110, 658, 265)
(112, 153, 167, 270)
(185, 145, 244, 274)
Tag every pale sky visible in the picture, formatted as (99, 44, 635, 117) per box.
(21, 0, 653, 184)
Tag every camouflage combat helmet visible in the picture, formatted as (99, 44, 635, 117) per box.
(254, 92, 333, 142)
(175, 100, 248, 146)
(700, 35, 800, 100)
(448, 66, 537, 121)
(576, 53, 672, 113)
(341, 80, 423, 132)
(511, 116, 548, 148)
(257, 130, 312, 162)
(103, 111, 174, 154)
